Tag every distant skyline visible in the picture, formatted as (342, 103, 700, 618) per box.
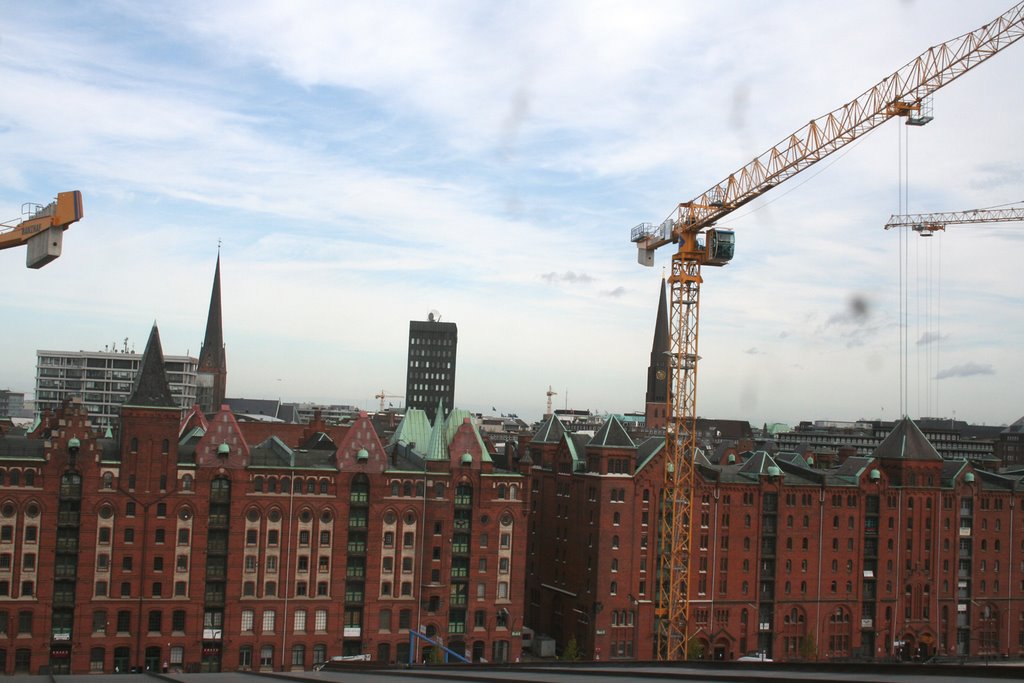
(2, 1, 1022, 427)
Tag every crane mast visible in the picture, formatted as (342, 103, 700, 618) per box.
(632, 3, 1024, 661)
(885, 206, 1024, 235)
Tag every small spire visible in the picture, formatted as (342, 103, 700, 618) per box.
(125, 323, 175, 408)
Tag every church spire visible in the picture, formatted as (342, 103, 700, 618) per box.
(645, 277, 670, 429)
(197, 254, 227, 414)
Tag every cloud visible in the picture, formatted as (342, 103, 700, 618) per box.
(917, 331, 947, 346)
(541, 271, 594, 285)
(744, 347, 763, 355)
(936, 363, 995, 380)
(603, 286, 626, 298)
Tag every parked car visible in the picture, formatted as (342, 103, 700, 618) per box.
(737, 651, 773, 662)
(313, 654, 371, 671)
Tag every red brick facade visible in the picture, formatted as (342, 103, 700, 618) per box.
(0, 398, 526, 674)
(525, 415, 1024, 662)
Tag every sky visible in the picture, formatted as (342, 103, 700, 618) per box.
(1, 1, 1022, 428)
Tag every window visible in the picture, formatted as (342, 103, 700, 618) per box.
(294, 609, 307, 632)
(172, 609, 186, 633)
(17, 610, 31, 635)
(116, 610, 131, 633)
(94, 581, 107, 597)
(291, 644, 305, 667)
(315, 609, 328, 631)
(177, 529, 189, 545)
(170, 645, 184, 665)
(153, 556, 164, 572)
(148, 610, 162, 633)
(262, 610, 276, 632)
(379, 609, 391, 631)
(241, 609, 254, 632)
(99, 527, 110, 544)
(124, 528, 135, 543)
(260, 645, 274, 668)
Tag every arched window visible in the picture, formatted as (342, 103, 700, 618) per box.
(24, 471, 34, 487)
(254, 477, 264, 493)
(611, 535, 619, 549)
(509, 485, 517, 500)
(130, 437, 138, 452)
(497, 484, 506, 499)
(319, 480, 328, 494)
(415, 482, 424, 497)
(403, 482, 412, 497)
(306, 479, 315, 494)
(268, 478, 278, 493)
(102, 472, 114, 489)
(10, 471, 20, 487)
(391, 482, 400, 496)
(182, 474, 193, 491)
(161, 439, 169, 455)
(293, 478, 303, 493)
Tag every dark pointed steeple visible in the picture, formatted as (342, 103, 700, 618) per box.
(125, 324, 175, 408)
(645, 278, 670, 428)
(197, 254, 227, 414)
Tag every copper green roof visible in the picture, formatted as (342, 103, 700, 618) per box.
(590, 415, 635, 448)
(389, 408, 431, 451)
(424, 408, 448, 461)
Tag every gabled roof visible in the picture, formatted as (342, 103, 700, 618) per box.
(590, 416, 635, 449)
(736, 450, 778, 480)
(300, 431, 336, 451)
(124, 324, 175, 408)
(1003, 416, 1024, 434)
(389, 408, 431, 451)
(873, 417, 942, 461)
(532, 414, 567, 444)
(635, 436, 665, 472)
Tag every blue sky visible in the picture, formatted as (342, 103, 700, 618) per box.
(1, 1, 1022, 426)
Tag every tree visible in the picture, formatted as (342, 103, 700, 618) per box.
(800, 633, 818, 661)
(561, 637, 581, 661)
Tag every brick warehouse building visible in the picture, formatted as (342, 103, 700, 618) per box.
(524, 411, 1024, 662)
(0, 326, 527, 674)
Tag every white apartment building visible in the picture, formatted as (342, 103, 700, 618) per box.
(35, 349, 198, 431)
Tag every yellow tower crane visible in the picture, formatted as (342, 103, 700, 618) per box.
(885, 205, 1024, 235)
(0, 191, 84, 268)
(630, 3, 1024, 660)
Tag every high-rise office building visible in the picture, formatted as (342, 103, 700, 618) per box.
(405, 313, 457, 423)
(34, 348, 197, 431)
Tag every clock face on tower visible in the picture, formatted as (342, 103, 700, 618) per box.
(656, 370, 666, 380)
